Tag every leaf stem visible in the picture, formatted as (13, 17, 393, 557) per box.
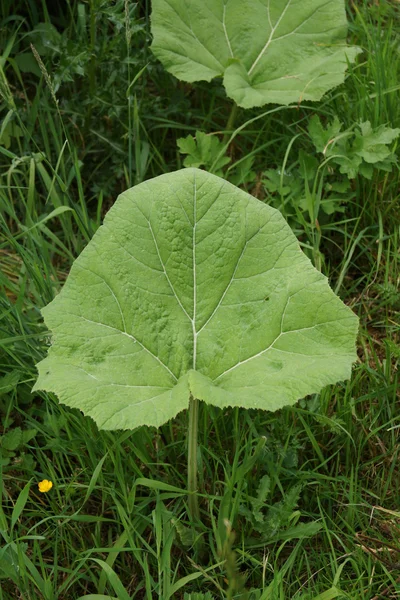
(223, 103, 239, 145)
(188, 395, 200, 522)
(210, 104, 297, 174)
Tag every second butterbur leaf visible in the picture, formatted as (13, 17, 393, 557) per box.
(33, 168, 358, 430)
(150, 0, 361, 108)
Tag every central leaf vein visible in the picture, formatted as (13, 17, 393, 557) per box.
(248, 0, 293, 76)
(197, 222, 262, 335)
(222, 0, 234, 58)
(138, 208, 192, 323)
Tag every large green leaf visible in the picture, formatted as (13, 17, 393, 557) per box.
(150, 0, 360, 108)
(33, 169, 358, 430)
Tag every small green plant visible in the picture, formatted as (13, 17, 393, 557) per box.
(0, 371, 37, 471)
(308, 115, 400, 179)
(263, 148, 351, 223)
(263, 116, 400, 231)
(239, 478, 321, 541)
(0, 426, 37, 470)
(177, 131, 231, 176)
(33, 168, 358, 521)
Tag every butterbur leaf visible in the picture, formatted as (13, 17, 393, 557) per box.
(33, 169, 358, 431)
(150, 0, 360, 108)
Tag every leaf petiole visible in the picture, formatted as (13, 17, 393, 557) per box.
(188, 394, 200, 522)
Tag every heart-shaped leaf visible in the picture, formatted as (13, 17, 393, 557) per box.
(33, 169, 358, 430)
(150, 0, 361, 108)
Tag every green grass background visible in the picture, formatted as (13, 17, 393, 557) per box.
(0, 0, 399, 598)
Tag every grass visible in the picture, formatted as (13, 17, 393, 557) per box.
(0, 0, 399, 598)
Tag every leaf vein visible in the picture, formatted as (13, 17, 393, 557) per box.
(76, 315, 177, 382)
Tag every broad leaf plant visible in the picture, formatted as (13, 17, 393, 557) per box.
(151, 0, 361, 108)
(34, 169, 358, 519)
(34, 0, 360, 523)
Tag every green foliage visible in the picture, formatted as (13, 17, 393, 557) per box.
(240, 479, 321, 541)
(263, 116, 400, 242)
(0, 120, 23, 149)
(308, 115, 400, 179)
(1, 0, 161, 199)
(0, 371, 20, 396)
(263, 148, 352, 228)
(374, 282, 400, 309)
(0, 426, 37, 469)
(0, 544, 28, 582)
(22, 3, 142, 93)
(33, 168, 358, 430)
(177, 131, 230, 176)
(229, 156, 257, 188)
(0, 0, 399, 597)
(184, 594, 215, 600)
(151, 0, 360, 108)
(0, 373, 37, 471)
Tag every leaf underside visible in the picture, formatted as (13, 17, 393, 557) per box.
(33, 169, 358, 430)
(150, 0, 361, 108)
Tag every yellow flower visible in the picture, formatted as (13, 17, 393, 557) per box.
(38, 479, 53, 493)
